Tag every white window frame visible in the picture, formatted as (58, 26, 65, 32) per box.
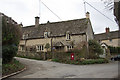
(36, 45, 44, 52)
(67, 45, 73, 50)
(19, 45, 25, 51)
(66, 33, 71, 40)
(22, 35, 25, 39)
(44, 32, 48, 38)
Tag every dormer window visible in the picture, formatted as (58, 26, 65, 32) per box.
(22, 34, 29, 39)
(44, 32, 50, 38)
(66, 31, 71, 40)
(44, 32, 48, 38)
(22, 34, 25, 39)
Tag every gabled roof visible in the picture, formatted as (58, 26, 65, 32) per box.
(22, 18, 89, 39)
(94, 30, 120, 41)
(53, 42, 64, 46)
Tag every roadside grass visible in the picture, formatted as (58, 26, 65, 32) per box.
(16, 55, 43, 60)
(2, 59, 25, 76)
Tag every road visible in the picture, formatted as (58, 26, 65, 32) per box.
(10, 57, 118, 78)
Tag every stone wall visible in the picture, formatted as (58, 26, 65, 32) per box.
(101, 38, 120, 47)
(17, 51, 53, 60)
(19, 34, 87, 52)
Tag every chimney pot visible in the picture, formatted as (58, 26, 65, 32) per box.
(106, 27, 110, 33)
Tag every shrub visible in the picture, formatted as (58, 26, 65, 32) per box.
(45, 43, 50, 51)
(2, 45, 18, 64)
(88, 40, 103, 59)
(2, 15, 22, 63)
(81, 59, 108, 65)
(52, 59, 59, 62)
(2, 59, 25, 76)
(108, 46, 120, 55)
(2, 16, 22, 46)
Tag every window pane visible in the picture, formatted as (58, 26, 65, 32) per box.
(42, 45, 43, 50)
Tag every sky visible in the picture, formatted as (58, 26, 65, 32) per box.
(0, 0, 119, 34)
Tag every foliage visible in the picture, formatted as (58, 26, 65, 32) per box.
(2, 16, 22, 63)
(45, 43, 50, 51)
(2, 16, 22, 46)
(88, 40, 103, 59)
(17, 50, 108, 65)
(81, 59, 108, 65)
(101, 0, 114, 10)
(2, 45, 18, 64)
(2, 59, 25, 76)
(51, 59, 59, 62)
(108, 46, 120, 55)
(51, 58, 108, 65)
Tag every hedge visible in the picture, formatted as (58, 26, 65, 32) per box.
(108, 46, 120, 54)
(2, 45, 18, 64)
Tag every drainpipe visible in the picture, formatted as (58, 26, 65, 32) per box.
(85, 33, 89, 59)
(24, 39, 27, 52)
(51, 38, 53, 52)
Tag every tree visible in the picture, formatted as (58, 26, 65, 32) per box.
(101, 0, 120, 28)
(88, 40, 103, 59)
(45, 43, 50, 51)
(101, 0, 114, 10)
(2, 15, 22, 64)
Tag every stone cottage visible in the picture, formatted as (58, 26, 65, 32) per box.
(94, 27, 120, 47)
(18, 12, 94, 52)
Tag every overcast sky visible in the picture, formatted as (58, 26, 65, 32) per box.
(0, 0, 119, 34)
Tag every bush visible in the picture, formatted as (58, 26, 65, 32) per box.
(2, 15, 22, 64)
(88, 40, 103, 59)
(2, 59, 25, 76)
(2, 16, 22, 46)
(2, 45, 18, 64)
(108, 46, 120, 55)
(52, 59, 59, 62)
(80, 59, 108, 65)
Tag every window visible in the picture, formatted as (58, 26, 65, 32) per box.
(36, 45, 44, 52)
(109, 39, 112, 42)
(19, 45, 25, 51)
(44, 32, 51, 38)
(66, 33, 71, 40)
(22, 35, 25, 39)
(22, 34, 29, 39)
(44, 32, 48, 38)
(67, 46, 73, 50)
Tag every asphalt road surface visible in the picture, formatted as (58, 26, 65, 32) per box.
(10, 57, 118, 78)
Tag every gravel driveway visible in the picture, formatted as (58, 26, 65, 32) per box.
(10, 57, 118, 78)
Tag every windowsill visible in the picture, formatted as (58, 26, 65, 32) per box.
(66, 39, 70, 41)
(36, 51, 44, 52)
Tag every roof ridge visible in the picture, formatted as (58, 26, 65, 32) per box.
(95, 30, 119, 35)
(24, 18, 87, 28)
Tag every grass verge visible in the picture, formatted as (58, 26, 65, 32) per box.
(2, 59, 25, 76)
(16, 55, 43, 60)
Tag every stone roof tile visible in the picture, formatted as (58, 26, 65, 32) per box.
(22, 18, 89, 39)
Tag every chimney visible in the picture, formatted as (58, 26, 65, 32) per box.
(105, 27, 110, 33)
(86, 12, 90, 19)
(35, 16, 39, 27)
(19, 22, 23, 27)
